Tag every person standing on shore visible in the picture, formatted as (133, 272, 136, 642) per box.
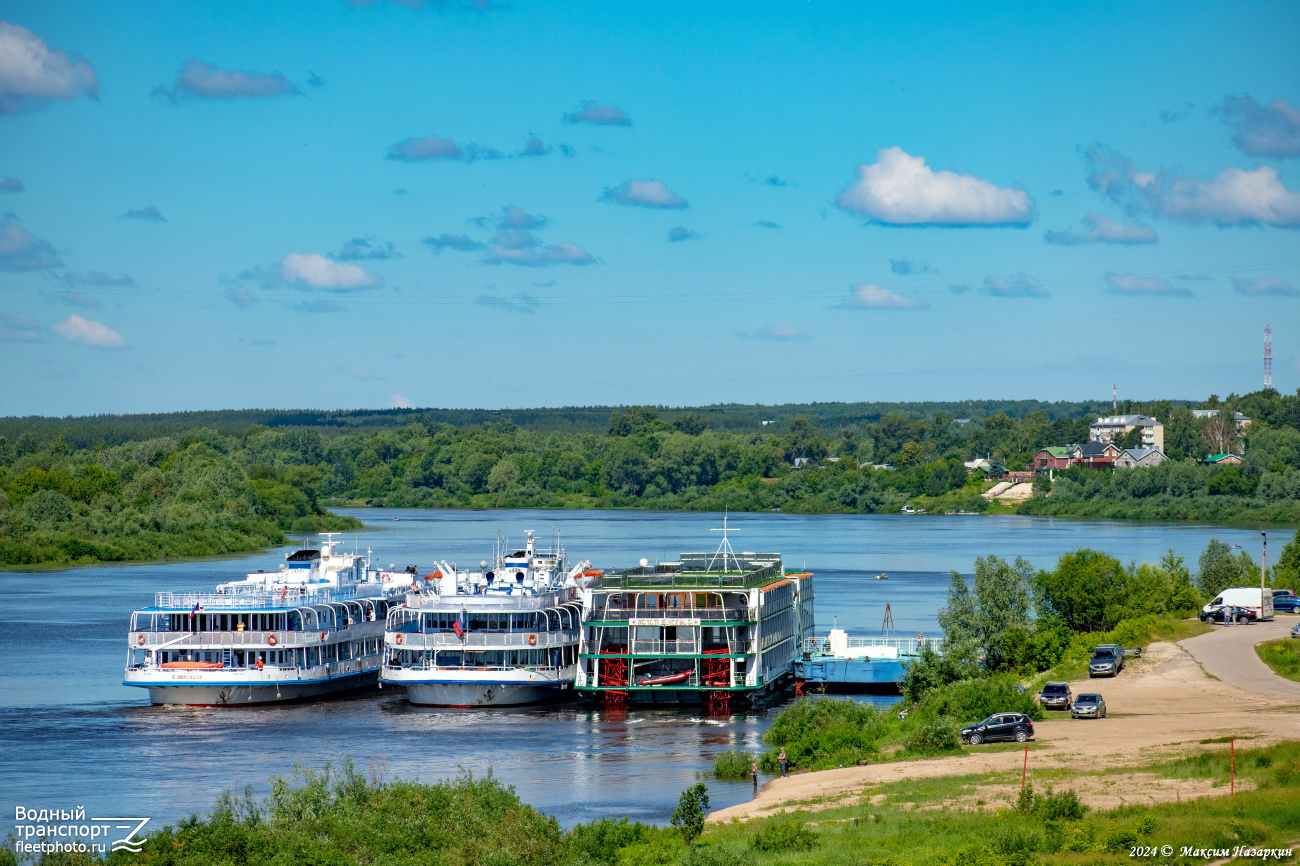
(778, 748, 788, 777)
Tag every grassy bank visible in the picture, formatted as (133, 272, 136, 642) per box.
(12, 745, 1298, 866)
(1256, 638, 1300, 684)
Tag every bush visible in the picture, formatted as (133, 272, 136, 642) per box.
(22, 488, 73, 526)
(752, 821, 819, 852)
(912, 674, 1043, 727)
(1035, 787, 1088, 821)
(671, 783, 709, 845)
(711, 750, 756, 779)
(761, 697, 889, 771)
(903, 717, 961, 755)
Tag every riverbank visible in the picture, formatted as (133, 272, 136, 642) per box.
(711, 617, 1300, 824)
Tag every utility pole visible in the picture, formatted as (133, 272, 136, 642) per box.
(1261, 532, 1267, 591)
(1112, 383, 1117, 412)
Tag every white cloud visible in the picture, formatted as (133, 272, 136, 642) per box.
(476, 292, 543, 313)
(890, 258, 934, 275)
(52, 313, 125, 348)
(1219, 94, 1300, 158)
(386, 135, 502, 162)
(842, 283, 929, 309)
(982, 273, 1048, 298)
(1104, 272, 1193, 298)
(1044, 213, 1157, 245)
(667, 226, 700, 242)
(601, 179, 688, 209)
(122, 206, 165, 222)
(423, 233, 486, 253)
(1232, 276, 1297, 297)
(496, 205, 547, 229)
(0, 312, 39, 342)
(737, 324, 810, 341)
(279, 253, 382, 290)
(520, 136, 551, 156)
(0, 21, 99, 113)
(336, 236, 399, 260)
(483, 230, 595, 267)
(1, 177, 22, 192)
(153, 60, 298, 103)
(0, 216, 61, 271)
(386, 394, 415, 409)
(59, 291, 101, 309)
(564, 100, 631, 126)
(834, 146, 1034, 226)
(1085, 144, 1300, 227)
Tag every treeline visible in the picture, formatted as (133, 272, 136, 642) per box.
(3, 390, 1298, 566)
(0, 397, 1165, 448)
(0, 432, 359, 566)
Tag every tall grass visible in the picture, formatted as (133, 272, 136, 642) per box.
(712, 750, 757, 779)
(1256, 638, 1300, 684)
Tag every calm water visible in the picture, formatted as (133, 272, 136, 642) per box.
(0, 509, 1289, 828)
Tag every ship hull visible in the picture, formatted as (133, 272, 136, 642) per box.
(125, 666, 380, 706)
(403, 681, 565, 707)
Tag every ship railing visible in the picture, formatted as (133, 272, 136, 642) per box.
(590, 607, 752, 623)
(800, 636, 946, 654)
(601, 561, 781, 590)
(151, 586, 382, 610)
(129, 627, 381, 649)
(405, 590, 571, 611)
(383, 661, 564, 674)
(384, 629, 578, 649)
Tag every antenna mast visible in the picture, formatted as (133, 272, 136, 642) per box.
(1112, 383, 1117, 411)
(1264, 324, 1272, 390)
(707, 512, 740, 573)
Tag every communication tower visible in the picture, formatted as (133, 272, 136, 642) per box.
(1264, 324, 1272, 390)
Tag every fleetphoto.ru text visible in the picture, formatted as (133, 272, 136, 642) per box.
(13, 806, 150, 855)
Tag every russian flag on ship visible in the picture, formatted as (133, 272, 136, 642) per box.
(453, 611, 467, 638)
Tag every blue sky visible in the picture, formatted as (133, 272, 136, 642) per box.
(1, 1, 1298, 415)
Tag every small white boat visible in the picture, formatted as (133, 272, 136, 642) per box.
(875, 573, 889, 580)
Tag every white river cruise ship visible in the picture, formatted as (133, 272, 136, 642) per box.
(380, 530, 589, 707)
(124, 536, 414, 706)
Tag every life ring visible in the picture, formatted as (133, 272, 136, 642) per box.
(528, 634, 537, 646)
(319, 631, 327, 641)
(136, 634, 146, 645)
(383, 575, 391, 582)
(267, 634, 278, 646)
(395, 633, 404, 645)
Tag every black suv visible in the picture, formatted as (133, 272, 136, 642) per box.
(960, 712, 1034, 745)
(1039, 681, 1072, 711)
(1088, 645, 1125, 677)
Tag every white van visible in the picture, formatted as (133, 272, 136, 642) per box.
(1202, 587, 1275, 623)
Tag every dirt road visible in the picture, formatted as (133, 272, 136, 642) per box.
(708, 617, 1300, 822)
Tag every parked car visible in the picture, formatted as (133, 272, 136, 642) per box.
(1071, 693, 1107, 719)
(1088, 645, 1125, 677)
(1202, 587, 1274, 622)
(1291, 621, 1300, 639)
(1271, 589, 1297, 600)
(960, 712, 1034, 745)
(1202, 605, 1251, 624)
(1272, 595, 1300, 614)
(1039, 682, 1072, 711)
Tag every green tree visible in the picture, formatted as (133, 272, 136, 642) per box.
(487, 458, 520, 492)
(672, 412, 707, 435)
(670, 783, 709, 845)
(1035, 549, 1127, 632)
(1116, 426, 1145, 450)
(936, 555, 1034, 669)
(1271, 532, 1300, 590)
(1197, 538, 1248, 596)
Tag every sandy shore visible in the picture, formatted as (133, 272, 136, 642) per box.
(709, 617, 1300, 822)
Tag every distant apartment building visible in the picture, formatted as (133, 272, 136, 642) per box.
(1089, 414, 1164, 451)
(1190, 409, 1251, 431)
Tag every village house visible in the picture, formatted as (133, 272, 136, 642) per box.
(1069, 440, 1122, 468)
(1112, 447, 1167, 469)
(1089, 414, 1164, 451)
(1200, 452, 1243, 466)
(1033, 446, 1073, 471)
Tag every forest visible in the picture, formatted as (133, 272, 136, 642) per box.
(1, 389, 1297, 566)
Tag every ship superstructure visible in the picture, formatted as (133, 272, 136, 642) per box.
(124, 536, 412, 706)
(381, 530, 587, 707)
(575, 522, 814, 709)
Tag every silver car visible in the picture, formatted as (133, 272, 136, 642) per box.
(1071, 693, 1106, 719)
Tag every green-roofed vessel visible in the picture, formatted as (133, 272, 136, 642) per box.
(574, 518, 814, 709)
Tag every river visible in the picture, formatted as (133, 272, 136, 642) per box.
(0, 509, 1288, 829)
